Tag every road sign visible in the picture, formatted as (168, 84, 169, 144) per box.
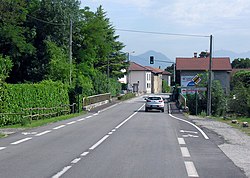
(192, 75, 201, 84)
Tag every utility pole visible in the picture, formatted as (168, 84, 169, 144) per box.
(69, 19, 73, 85)
(207, 35, 213, 116)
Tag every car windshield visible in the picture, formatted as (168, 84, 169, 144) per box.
(148, 97, 161, 100)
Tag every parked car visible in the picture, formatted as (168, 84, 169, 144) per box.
(145, 96, 165, 112)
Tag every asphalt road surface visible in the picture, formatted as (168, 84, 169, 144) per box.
(0, 96, 246, 178)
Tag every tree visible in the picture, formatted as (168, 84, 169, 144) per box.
(0, 55, 13, 82)
(232, 58, 250, 69)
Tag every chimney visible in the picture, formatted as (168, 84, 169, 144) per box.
(194, 52, 197, 58)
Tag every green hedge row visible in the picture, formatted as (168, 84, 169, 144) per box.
(0, 80, 69, 126)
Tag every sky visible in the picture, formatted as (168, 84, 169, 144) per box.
(80, 0, 250, 61)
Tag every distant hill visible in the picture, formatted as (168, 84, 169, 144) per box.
(214, 50, 250, 61)
(130, 50, 173, 69)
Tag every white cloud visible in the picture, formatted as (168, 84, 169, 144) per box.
(152, 0, 250, 27)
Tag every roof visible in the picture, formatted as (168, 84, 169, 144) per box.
(129, 62, 150, 71)
(162, 71, 171, 75)
(176, 57, 232, 71)
(144, 66, 163, 74)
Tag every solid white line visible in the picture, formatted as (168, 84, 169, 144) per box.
(89, 135, 109, 150)
(178, 138, 186, 145)
(115, 104, 145, 130)
(169, 113, 209, 140)
(81, 152, 89, 156)
(180, 147, 191, 157)
(77, 118, 85, 121)
(35, 130, 51, 136)
(53, 125, 66, 130)
(67, 121, 76, 125)
(52, 166, 72, 178)
(185, 161, 199, 177)
(71, 158, 81, 164)
(0, 147, 6, 151)
(11, 137, 32, 145)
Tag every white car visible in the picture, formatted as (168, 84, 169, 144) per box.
(145, 96, 165, 112)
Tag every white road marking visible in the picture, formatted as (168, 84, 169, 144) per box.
(185, 161, 199, 177)
(89, 135, 110, 150)
(178, 138, 186, 145)
(67, 121, 76, 125)
(81, 152, 89, 156)
(52, 166, 72, 178)
(183, 134, 199, 138)
(71, 158, 81, 164)
(53, 125, 66, 130)
(77, 118, 85, 121)
(35, 130, 51, 136)
(86, 116, 92, 119)
(93, 113, 98, 116)
(22, 132, 37, 135)
(11, 137, 32, 145)
(169, 113, 209, 140)
(180, 130, 198, 134)
(112, 129, 116, 132)
(180, 147, 191, 157)
(0, 147, 6, 151)
(99, 103, 119, 113)
(108, 132, 113, 135)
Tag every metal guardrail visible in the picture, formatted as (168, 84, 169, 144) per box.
(178, 93, 187, 110)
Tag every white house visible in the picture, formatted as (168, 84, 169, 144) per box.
(128, 62, 152, 93)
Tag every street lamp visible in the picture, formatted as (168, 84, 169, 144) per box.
(126, 51, 135, 92)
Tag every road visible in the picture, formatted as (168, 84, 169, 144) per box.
(0, 96, 246, 178)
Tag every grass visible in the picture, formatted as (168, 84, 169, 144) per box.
(214, 116, 250, 136)
(0, 111, 86, 130)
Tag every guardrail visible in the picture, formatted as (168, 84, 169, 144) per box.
(83, 93, 111, 111)
(178, 93, 187, 110)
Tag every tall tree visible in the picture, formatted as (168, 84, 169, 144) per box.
(232, 58, 250, 68)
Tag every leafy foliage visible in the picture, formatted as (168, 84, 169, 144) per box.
(232, 58, 250, 69)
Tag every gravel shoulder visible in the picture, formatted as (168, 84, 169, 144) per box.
(188, 115, 250, 178)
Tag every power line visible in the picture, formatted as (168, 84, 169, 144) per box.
(26, 14, 67, 26)
(116, 28, 210, 38)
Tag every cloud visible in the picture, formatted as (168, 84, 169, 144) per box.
(152, 0, 250, 27)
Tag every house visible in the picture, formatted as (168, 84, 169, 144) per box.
(176, 53, 232, 94)
(128, 62, 152, 93)
(145, 66, 163, 94)
(162, 71, 172, 87)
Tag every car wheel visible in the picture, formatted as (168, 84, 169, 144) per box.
(161, 109, 164, 112)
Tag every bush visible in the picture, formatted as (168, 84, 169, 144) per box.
(0, 80, 69, 126)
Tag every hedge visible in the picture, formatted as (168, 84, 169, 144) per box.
(0, 81, 69, 126)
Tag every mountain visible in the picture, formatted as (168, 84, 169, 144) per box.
(129, 50, 173, 69)
(214, 50, 250, 61)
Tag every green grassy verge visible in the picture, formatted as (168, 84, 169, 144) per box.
(214, 117, 250, 136)
(0, 111, 86, 129)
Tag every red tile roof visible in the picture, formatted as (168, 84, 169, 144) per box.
(176, 57, 232, 71)
(162, 71, 171, 75)
(129, 62, 150, 71)
(144, 66, 163, 74)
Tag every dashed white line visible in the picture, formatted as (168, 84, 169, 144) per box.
(77, 118, 85, 121)
(178, 138, 186, 145)
(185, 161, 199, 177)
(93, 113, 98, 116)
(0, 147, 6, 151)
(52, 166, 72, 178)
(11, 137, 32, 145)
(108, 132, 113, 135)
(81, 152, 89, 156)
(35, 130, 51, 136)
(67, 121, 76, 125)
(71, 158, 81, 164)
(180, 147, 191, 157)
(86, 116, 92, 119)
(53, 125, 66, 130)
(89, 135, 109, 150)
(112, 129, 116, 132)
